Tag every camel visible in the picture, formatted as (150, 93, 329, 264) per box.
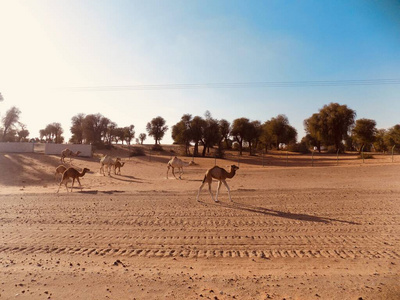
(100, 155, 122, 176)
(54, 165, 67, 180)
(57, 167, 90, 193)
(196, 165, 239, 202)
(60, 148, 81, 163)
(114, 160, 125, 175)
(167, 156, 193, 179)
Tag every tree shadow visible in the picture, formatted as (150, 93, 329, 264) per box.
(201, 200, 360, 225)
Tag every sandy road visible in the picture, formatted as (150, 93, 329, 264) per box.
(0, 154, 399, 299)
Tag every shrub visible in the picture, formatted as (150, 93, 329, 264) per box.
(151, 144, 163, 152)
(358, 153, 374, 160)
(129, 147, 146, 156)
(287, 142, 310, 154)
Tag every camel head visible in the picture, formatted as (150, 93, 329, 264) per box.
(230, 165, 239, 173)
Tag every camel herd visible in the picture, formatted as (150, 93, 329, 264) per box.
(55, 149, 239, 202)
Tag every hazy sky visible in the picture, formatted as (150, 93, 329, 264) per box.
(1, 0, 399, 144)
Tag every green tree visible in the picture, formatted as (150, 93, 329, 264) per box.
(218, 119, 231, 150)
(260, 120, 274, 152)
(146, 116, 168, 145)
(171, 114, 193, 155)
(231, 118, 250, 155)
(384, 124, 400, 149)
(189, 116, 207, 156)
(352, 118, 377, 152)
(246, 120, 262, 155)
(266, 115, 297, 149)
(318, 103, 356, 152)
(304, 113, 323, 152)
(200, 111, 220, 157)
(373, 129, 388, 152)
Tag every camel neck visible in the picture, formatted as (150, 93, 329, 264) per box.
(227, 169, 236, 179)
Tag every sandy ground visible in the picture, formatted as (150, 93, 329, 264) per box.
(0, 147, 399, 299)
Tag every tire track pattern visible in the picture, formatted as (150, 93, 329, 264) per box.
(0, 245, 399, 259)
(1, 191, 399, 261)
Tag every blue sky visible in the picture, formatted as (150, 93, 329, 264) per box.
(1, 0, 399, 144)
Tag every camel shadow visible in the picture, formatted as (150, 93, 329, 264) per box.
(105, 174, 146, 183)
(78, 190, 126, 195)
(203, 200, 360, 225)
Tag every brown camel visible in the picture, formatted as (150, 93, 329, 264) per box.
(57, 167, 90, 193)
(196, 165, 239, 202)
(60, 148, 81, 163)
(54, 165, 67, 180)
(114, 160, 125, 175)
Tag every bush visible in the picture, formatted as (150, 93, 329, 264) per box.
(287, 142, 310, 154)
(129, 147, 146, 156)
(151, 144, 163, 152)
(358, 153, 374, 160)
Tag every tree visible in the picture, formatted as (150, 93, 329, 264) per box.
(384, 124, 400, 149)
(263, 115, 297, 150)
(318, 103, 356, 152)
(260, 120, 274, 152)
(1, 106, 21, 141)
(70, 113, 85, 144)
(82, 114, 110, 145)
(138, 133, 146, 145)
(218, 119, 231, 149)
(123, 125, 135, 145)
(171, 114, 193, 155)
(17, 124, 29, 142)
(189, 116, 206, 156)
(246, 120, 262, 155)
(304, 113, 323, 152)
(352, 118, 377, 152)
(373, 129, 388, 152)
(231, 118, 250, 155)
(104, 121, 118, 145)
(200, 111, 220, 157)
(146, 116, 168, 145)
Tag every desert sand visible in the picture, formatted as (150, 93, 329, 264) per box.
(0, 146, 399, 299)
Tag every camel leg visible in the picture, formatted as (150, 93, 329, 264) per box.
(63, 178, 69, 193)
(222, 180, 232, 201)
(172, 167, 177, 179)
(167, 165, 170, 179)
(196, 182, 205, 201)
(76, 177, 82, 190)
(70, 178, 75, 192)
(197, 181, 214, 201)
(57, 181, 62, 193)
(208, 182, 216, 202)
(179, 167, 183, 179)
(215, 181, 222, 202)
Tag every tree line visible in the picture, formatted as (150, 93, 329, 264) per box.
(1, 103, 400, 155)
